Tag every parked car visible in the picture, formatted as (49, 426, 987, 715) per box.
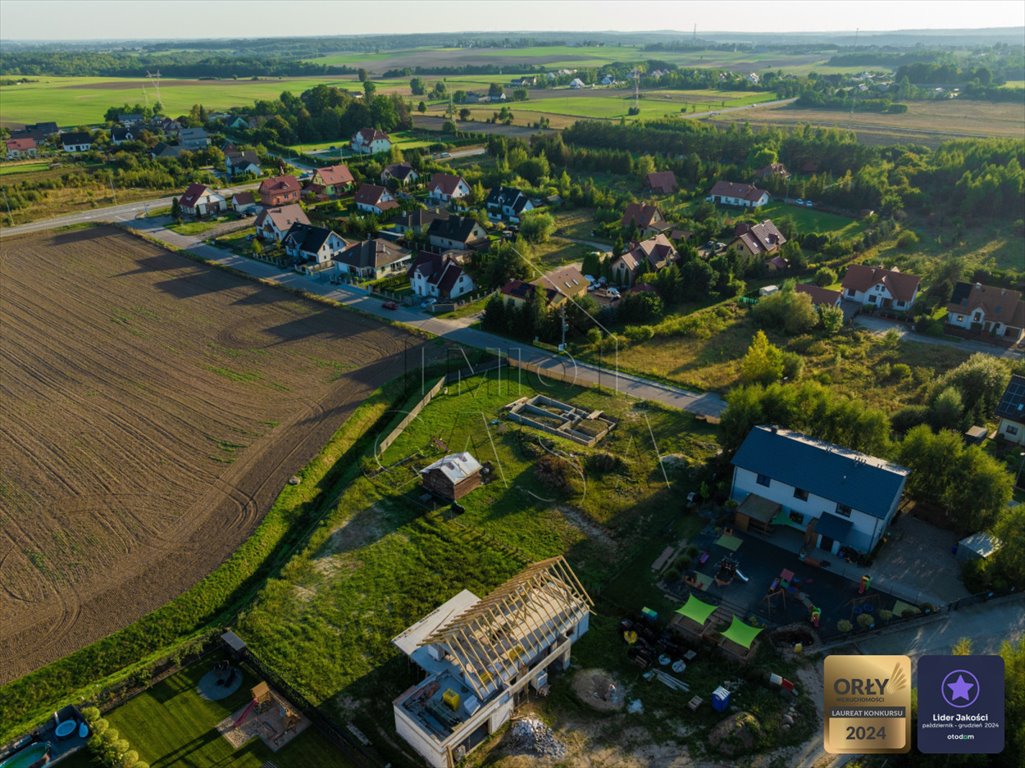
(804, 200, 814, 208)
(794, 198, 806, 206)
(382, 301, 398, 310)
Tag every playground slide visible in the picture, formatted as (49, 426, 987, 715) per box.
(234, 699, 256, 727)
(735, 569, 749, 583)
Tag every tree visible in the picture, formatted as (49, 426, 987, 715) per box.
(459, 108, 472, 122)
(488, 82, 504, 99)
(635, 154, 656, 180)
(814, 267, 837, 286)
(512, 88, 528, 101)
(740, 331, 784, 385)
(358, 68, 368, 82)
(751, 287, 818, 335)
(929, 386, 965, 432)
(417, 101, 427, 114)
(170, 196, 182, 222)
(481, 293, 508, 333)
(933, 354, 1011, 424)
(519, 211, 556, 243)
(363, 80, 377, 98)
(818, 304, 844, 336)
(992, 505, 1025, 588)
(581, 251, 604, 280)
(410, 77, 426, 96)
(429, 81, 447, 99)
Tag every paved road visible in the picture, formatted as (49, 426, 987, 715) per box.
(131, 219, 725, 417)
(854, 314, 1024, 359)
(0, 181, 261, 238)
(682, 97, 799, 121)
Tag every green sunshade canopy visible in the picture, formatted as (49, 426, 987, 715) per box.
(675, 594, 718, 627)
(720, 615, 763, 650)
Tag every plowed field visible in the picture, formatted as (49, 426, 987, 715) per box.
(0, 227, 423, 681)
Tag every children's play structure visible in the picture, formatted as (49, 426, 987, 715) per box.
(230, 681, 306, 750)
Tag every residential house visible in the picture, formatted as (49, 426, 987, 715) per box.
(706, 181, 769, 208)
(408, 252, 475, 300)
(754, 163, 790, 181)
(229, 116, 251, 130)
(282, 223, 348, 267)
(153, 117, 181, 136)
(179, 127, 210, 150)
(381, 162, 419, 186)
(118, 113, 144, 126)
(730, 425, 910, 555)
(995, 374, 1025, 445)
(530, 264, 588, 308)
(225, 150, 261, 178)
(393, 558, 592, 768)
(307, 164, 355, 198)
(599, 75, 616, 86)
(335, 238, 412, 279)
(394, 207, 449, 236)
(60, 131, 93, 152)
(427, 173, 471, 205)
(646, 171, 678, 195)
(620, 203, 669, 237)
(231, 191, 258, 215)
(110, 127, 134, 146)
(178, 183, 226, 217)
(841, 264, 921, 312)
(610, 234, 677, 287)
(351, 127, 391, 155)
(795, 284, 842, 308)
(427, 215, 488, 251)
(946, 281, 1025, 343)
(10, 122, 58, 143)
(255, 204, 311, 242)
(569, 78, 586, 88)
(730, 219, 787, 259)
(354, 183, 399, 215)
(150, 142, 184, 160)
(258, 175, 302, 207)
(463, 92, 482, 104)
(5, 138, 37, 160)
(500, 279, 546, 307)
(419, 452, 483, 501)
(484, 186, 534, 223)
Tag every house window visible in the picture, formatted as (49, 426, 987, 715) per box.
(793, 488, 809, 501)
(836, 503, 852, 517)
(1007, 424, 1019, 436)
(788, 510, 804, 525)
(868, 295, 877, 303)
(846, 288, 856, 297)
(756, 473, 771, 488)
(956, 314, 965, 322)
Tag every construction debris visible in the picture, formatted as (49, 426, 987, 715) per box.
(507, 717, 566, 759)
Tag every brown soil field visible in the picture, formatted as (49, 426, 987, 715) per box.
(709, 99, 1025, 145)
(0, 227, 430, 682)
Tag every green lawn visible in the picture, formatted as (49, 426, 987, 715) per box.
(168, 215, 235, 236)
(757, 200, 868, 239)
(106, 657, 354, 768)
(0, 161, 50, 176)
(287, 130, 438, 155)
(235, 375, 717, 751)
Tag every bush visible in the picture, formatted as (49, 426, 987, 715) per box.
(837, 619, 853, 633)
(856, 613, 875, 629)
(814, 267, 837, 286)
(891, 363, 912, 381)
(897, 230, 920, 250)
(891, 404, 930, 434)
(624, 324, 655, 342)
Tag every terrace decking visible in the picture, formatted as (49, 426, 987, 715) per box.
(505, 395, 616, 446)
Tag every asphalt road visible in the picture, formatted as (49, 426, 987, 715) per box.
(131, 219, 725, 417)
(854, 314, 1024, 359)
(0, 181, 260, 238)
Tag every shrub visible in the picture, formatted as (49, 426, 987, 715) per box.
(814, 267, 837, 286)
(891, 363, 912, 381)
(534, 454, 575, 491)
(624, 324, 654, 342)
(837, 619, 853, 633)
(897, 230, 920, 249)
(856, 613, 875, 629)
(878, 609, 893, 623)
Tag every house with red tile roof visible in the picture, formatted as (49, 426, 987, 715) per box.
(354, 183, 399, 215)
(258, 175, 301, 206)
(946, 281, 1025, 343)
(795, 284, 842, 308)
(308, 164, 355, 198)
(646, 171, 677, 195)
(754, 163, 790, 181)
(5, 138, 37, 160)
(428, 173, 471, 204)
(841, 264, 921, 312)
(620, 203, 669, 237)
(706, 181, 769, 209)
(178, 183, 226, 217)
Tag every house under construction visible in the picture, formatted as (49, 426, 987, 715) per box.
(392, 557, 593, 768)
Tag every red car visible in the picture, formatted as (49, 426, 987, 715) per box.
(382, 301, 398, 310)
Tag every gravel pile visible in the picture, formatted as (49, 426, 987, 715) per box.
(507, 717, 566, 759)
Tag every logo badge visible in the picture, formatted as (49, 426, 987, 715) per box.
(824, 655, 911, 753)
(918, 655, 1004, 754)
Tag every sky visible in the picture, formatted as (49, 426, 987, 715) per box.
(1, 0, 1023, 41)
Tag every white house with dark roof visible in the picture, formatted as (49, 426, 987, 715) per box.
(730, 426, 910, 556)
(282, 223, 348, 267)
(178, 183, 226, 217)
(484, 186, 534, 223)
(408, 252, 475, 300)
(427, 173, 471, 205)
(335, 238, 412, 279)
(352, 127, 391, 155)
(996, 374, 1025, 445)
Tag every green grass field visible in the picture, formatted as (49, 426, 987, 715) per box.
(0, 161, 50, 176)
(287, 130, 438, 154)
(757, 200, 868, 238)
(0, 76, 362, 127)
(106, 657, 353, 768)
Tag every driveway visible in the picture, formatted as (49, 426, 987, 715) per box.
(867, 515, 970, 606)
(854, 314, 1024, 359)
(127, 220, 727, 419)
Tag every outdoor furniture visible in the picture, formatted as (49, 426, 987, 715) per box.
(671, 660, 686, 674)
(684, 650, 697, 662)
(687, 695, 703, 711)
